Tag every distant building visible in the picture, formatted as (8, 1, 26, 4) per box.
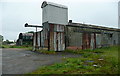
(0, 35, 3, 46)
(16, 33, 33, 46)
(0, 35, 3, 42)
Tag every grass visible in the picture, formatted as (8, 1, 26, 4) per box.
(1, 45, 33, 51)
(29, 45, 119, 74)
(36, 49, 56, 54)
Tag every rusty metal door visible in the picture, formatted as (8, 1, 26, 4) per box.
(54, 32, 65, 51)
(82, 33, 91, 49)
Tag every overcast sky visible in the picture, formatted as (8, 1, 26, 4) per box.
(0, 0, 120, 41)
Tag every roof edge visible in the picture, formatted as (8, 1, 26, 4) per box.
(68, 22, 120, 32)
(41, 1, 68, 9)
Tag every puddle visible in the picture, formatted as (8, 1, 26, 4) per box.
(85, 60, 94, 63)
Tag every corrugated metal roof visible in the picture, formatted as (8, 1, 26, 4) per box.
(41, 1, 68, 9)
(68, 22, 120, 32)
(22, 33, 33, 36)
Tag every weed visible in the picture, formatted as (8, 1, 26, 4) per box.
(28, 46, 119, 74)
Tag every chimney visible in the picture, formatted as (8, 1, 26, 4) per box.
(69, 20, 72, 23)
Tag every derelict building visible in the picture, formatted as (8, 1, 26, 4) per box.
(30, 1, 120, 51)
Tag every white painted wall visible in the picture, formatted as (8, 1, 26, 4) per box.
(42, 2, 68, 25)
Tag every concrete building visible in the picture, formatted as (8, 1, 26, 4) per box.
(66, 21, 120, 50)
(33, 21, 120, 51)
(31, 1, 120, 51)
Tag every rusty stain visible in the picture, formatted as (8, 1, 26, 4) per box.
(82, 33, 91, 49)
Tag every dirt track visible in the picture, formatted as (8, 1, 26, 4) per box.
(2, 48, 81, 74)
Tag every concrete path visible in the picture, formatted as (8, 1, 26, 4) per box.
(2, 48, 81, 74)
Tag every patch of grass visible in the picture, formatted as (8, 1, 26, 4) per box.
(1, 45, 10, 48)
(25, 47, 33, 51)
(36, 49, 56, 54)
(9, 45, 26, 48)
(1, 45, 33, 50)
(28, 45, 119, 74)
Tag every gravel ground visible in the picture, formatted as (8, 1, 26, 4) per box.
(2, 48, 81, 74)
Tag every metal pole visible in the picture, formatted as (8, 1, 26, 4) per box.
(36, 27, 38, 51)
(36, 27, 37, 32)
